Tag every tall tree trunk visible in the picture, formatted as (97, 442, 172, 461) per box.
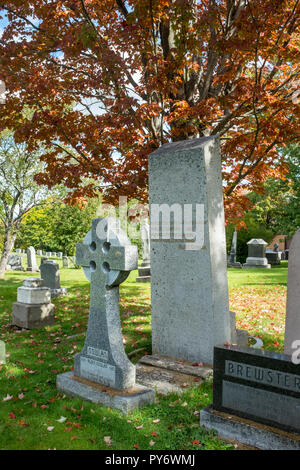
(0, 229, 17, 279)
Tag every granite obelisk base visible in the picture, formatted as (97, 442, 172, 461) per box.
(57, 371, 155, 414)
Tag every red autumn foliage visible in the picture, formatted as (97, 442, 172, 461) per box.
(0, 1, 299, 222)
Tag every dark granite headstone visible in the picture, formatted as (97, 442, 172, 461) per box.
(212, 345, 300, 434)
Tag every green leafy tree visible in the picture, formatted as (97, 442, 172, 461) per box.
(0, 134, 49, 278)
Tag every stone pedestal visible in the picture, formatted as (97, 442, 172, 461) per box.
(12, 278, 54, 329)
(243, 239, 271, 269)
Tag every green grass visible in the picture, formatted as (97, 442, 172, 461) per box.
(0, 263, 288, 450)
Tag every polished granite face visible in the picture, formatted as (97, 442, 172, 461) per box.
(213, 345, 300, 434)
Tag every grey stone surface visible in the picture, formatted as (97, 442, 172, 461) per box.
(284, 228, 300, 356)
(0, 340, 6, 364)
(141, 223, 150, 265)
(266, 251, 281, 265)
(62, 256, 69, 268)
(243, 239, 271, 268)
(26, 246, 39, 272)
(40, 257, 48, 265)
(12, 302, 55, 329)
(40, 261, 67, 298)
(149, 136, 235, 365)
(57, 372, 155, 414)
(23, 277, 44, 288)
(57, 217, 154, 411)
(37, 250, 43, 256)
(7, 254, 23, 271)
(200, 406, 300, 450)
(17, 286, 51, 304)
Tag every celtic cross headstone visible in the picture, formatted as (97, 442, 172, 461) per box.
(57, 217, 154, 412)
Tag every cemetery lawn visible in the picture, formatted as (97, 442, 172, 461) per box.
(0, 263, 288, 450)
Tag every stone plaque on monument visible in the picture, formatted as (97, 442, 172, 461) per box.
(200, 345, 300, 449)
(148, 136, 237, 365)
(57, 217, 155, 413)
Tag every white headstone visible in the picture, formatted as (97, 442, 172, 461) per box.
(26, 246, 39, 272)
(149, 136, 234, 365)
(284, 229, 300, 356)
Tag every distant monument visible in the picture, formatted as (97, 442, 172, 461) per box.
(136, 223, 151, 282)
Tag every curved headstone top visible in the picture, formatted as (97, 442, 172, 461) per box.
(247, 239, 268, 245)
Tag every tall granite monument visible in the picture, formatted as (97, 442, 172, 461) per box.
(148, 136, 237, 366)
(57, 217, 154, 413)
(284, 228, 300, 356)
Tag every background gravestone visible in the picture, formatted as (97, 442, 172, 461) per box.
(0, 340, 6, 364)
(284, 228, 300, 356)
(26, 246, 39, 272)
(57, 217, 155, 413)
(148, 136, 237, 365)
(243, 239, 271, 269)
(12, 278, 54, 329)
(6, 254, 24, 271)
(136, 223, 151, 282)
(227, 230, 242, 268)
(40, 261, 67, 298)
(62, 256, 69, 268)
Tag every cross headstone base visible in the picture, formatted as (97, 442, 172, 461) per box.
(57, 371, 155, 414)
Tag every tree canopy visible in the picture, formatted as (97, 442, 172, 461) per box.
(0, 1, 299, 221)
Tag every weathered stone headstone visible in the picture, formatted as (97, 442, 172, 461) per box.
(12, 278, 54, 329)
(284, 229, 300, 356)
(40, 261, 67, 298)
(266, 251, 281, 266)
(37, 250, 43, 256)
(0, 340, 6, 364)
(136, 223, 151, 282)
(148, 136, 237, 366)
(57, 252, 63, 258)
(243, 239, 271, 269)
(26, 246, 39, 272)
(6, 254, 24, 271)
(62, 256, 69, 268)
(15, 249, 21, 253)
(200, 345, 300, 450)
(46, 252, 51, 257)
(40, 257, 48, 265)
(227, 230, 242, 268)
(57, 217, 155, 413)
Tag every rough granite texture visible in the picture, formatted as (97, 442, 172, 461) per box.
(17, 286, 51, 305)
(57, 372, 155, 414)
(200, 406, 300, 450)
(0, 340, 6, 364)
(12, 302, 55, 329)
(149, 136, 234, 365)
(284, 228, 300, 356)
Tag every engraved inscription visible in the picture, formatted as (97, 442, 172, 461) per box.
(225, 360, 300, 393)
(80, 357, 115, 387)
(222, 380, 300, 430)
(87, 346, 108, 362)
